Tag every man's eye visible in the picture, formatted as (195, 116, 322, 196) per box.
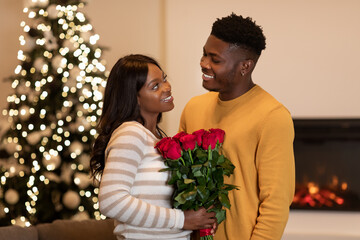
(163, 75, 168, 82)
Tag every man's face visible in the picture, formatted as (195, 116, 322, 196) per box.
(200, 35, 242, 98)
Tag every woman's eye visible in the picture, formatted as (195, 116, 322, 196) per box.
(152, 84, 159, 90)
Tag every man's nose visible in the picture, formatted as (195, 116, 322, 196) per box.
(200, 57, 210, 69)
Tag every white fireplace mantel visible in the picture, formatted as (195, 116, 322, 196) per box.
(282, 210, 360, 240)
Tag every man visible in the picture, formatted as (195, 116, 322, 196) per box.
(179, 13, 295, 240)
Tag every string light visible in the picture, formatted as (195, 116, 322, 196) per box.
(1, 0, 107, 226)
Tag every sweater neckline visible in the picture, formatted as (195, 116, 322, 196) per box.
(217, 84, 260, 108)
(124, 121, 160, 141)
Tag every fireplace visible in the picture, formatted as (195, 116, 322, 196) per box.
(290, 118, 360, 211)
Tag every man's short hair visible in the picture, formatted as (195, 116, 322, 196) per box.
(211, 13, 266, 56)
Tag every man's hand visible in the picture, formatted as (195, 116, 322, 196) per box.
(183, 207, 216, 230)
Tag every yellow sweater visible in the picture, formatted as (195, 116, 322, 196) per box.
(179, 85, 295, 240)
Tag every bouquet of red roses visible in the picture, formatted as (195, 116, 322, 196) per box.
(155, 128, 237, 240)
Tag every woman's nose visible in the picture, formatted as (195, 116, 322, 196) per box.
(163, 81, 171, 92)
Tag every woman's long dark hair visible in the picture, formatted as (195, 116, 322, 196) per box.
(90, 54, 164, 179)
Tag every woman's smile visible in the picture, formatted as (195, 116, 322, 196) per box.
(161, 95, 174, 102)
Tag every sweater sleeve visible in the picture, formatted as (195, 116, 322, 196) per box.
(251, 107, 295, 240)
(98, 125, 184, 229)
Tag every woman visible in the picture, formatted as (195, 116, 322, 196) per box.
(90, 54, 215, 240)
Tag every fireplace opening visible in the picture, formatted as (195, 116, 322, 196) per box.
(290, 119, 360, 211)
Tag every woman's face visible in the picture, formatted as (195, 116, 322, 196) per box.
(137, 63, 174, 120)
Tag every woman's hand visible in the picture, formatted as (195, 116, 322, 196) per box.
(183, 207, 216, 230)
(211, 221, 218, 235)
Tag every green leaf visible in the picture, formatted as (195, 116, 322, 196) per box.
(223, 184, 239, 191)
(196, 176, 206, 186)
(203, 199, 214, 209)
(194, 149, 207, 163)
(173, 201, 181, 208)
(193, 169, 203, 177)
(176, 181, 187, 191)
(182, 150, 190, 159)
(167, 159, 181, 168)
(217, 155, 225, 164)
(159, 167, 172, 172)
(184, 178, 195, 184)
(207, 179, 216, 190)
(174, 191, 186, 204)
(211, 150, 219, 165)
(192, 164, 203, 177)
(168, 170, 180, 185)
(220, 158, 235, 176)
(195, 148, 207, 157)
(182, 199, 194, 210)
(212, 168, 224, 186)
(219, 192, 231, 209)
(180, 165, 189, 174)
(196, 185, 209, 202)
(182, 151, 192, 164)
(183, 188, 197, 201)
(207, 192, 218, 202)
(191, 164, 202, 171)
(216, 209, 226, 224)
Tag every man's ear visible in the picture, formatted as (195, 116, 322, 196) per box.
(240, 59, 255, 76)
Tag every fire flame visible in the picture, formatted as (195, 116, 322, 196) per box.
(292, 179, 346, 208)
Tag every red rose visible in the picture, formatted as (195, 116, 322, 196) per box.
(155, 137, 171, 149)
(164, 139, 182, 159)
(192, 129, 206, 147)
(156, 138, 182, 160)
(209, 128, 225, 144)
(202, 131, 217, 150)
(173, 131, 188, 143)
(155, 137, 172, 158)
(180, 134, 197, 151)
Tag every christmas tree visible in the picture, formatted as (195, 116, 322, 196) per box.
(0, 0, 107, 226)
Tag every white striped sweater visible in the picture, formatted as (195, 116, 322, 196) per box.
(99, 121, 191, 240)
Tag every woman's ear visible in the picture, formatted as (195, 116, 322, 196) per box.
(137, 93, 141, 107)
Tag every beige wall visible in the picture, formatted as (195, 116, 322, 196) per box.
(1, 0, 360, 136)
(0, 0, 24, 130)
(84, 0, 165, 68)
(164, 0, 360, 135)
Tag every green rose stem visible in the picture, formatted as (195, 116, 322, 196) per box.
(207, 146, 213, 179)
(215, 143, 219, 152)
(208, 145, 213, 160)
(188, 150, 194, 164)
(179, 157, 186, 165)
